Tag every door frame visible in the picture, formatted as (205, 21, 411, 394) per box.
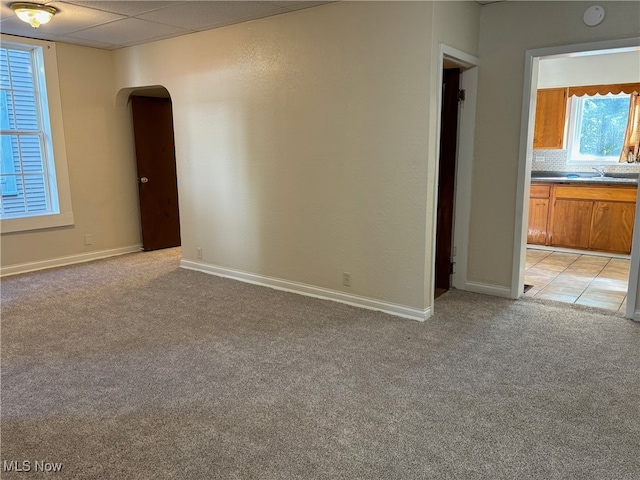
(431, 44, 480, 306)
(513, 37, 640, 320)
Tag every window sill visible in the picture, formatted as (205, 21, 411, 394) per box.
(1, 211, 74, 234)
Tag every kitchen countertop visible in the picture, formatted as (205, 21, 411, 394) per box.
(531, 171, 639, 186)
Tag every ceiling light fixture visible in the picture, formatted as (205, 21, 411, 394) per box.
(10, 2, 57, 29)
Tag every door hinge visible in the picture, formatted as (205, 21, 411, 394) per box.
(449, 262, 456, 274)
(457, 89, 466, 102)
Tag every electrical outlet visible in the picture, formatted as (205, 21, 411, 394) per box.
(197, 247, 203, 259)
(343, 271, 351, 287)
(84, 234, 93, 246)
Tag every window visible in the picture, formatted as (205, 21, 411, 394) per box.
(567, 92, 631, 164)
(0, 36, 73, 233)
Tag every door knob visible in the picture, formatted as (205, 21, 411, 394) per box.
(140, 176, 149, 184)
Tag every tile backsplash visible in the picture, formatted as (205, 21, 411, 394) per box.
(532, 149, 640, 174)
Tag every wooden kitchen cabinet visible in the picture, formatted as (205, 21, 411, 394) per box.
(550, 199, 593, 249)
(544, 184, 637, 254)
(527, 184, 551, 245)
(533, 88, 567, 149)
(589, 202, 636, 253)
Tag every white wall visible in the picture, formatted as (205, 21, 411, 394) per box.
(113, 1, 480, 316)
(1, 43, 141, 270)
(538, 50, 640, 88)
(469, 1, 640, 290)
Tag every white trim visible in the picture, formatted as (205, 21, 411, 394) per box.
(181, 260, 431, 322)
(633, 310, 640, 322)
(0, 34, 74, 234)
(465, 281, 512, 298)
(0, 245, 142, 277)
(451, 66, 478, 291)
(432, 43, 480, 306)
(514, 37, 640, 305)
(626, 184, 640, 318)
(527, 244, 630, 260)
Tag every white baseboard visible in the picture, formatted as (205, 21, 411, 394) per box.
(180, 260, 431, 322)
(464, 281, 513, 298)
(0, 245, 142, 277)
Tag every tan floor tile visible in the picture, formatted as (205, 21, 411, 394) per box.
(535, 262, 570, 273)
(589, 277, 628, 293)
(524, 271, 558, 289)
(579, 287, 626, 303)
(564, 265, 605, 276)
(546, 252, 580, 263)
(540, 283, 586, 297)
(608, 258, 631, 269)
(573, 256, 610, 267)
(548, 274, 594, 289)
(600, 265, 631, 280)
(537, 290, 581, 303)
(575, 296, 622, 311)
(526, 249, 551, 262)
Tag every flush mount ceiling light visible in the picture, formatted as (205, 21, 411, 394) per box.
(10, 2, 57, 28)
(583, 5, 605, 27)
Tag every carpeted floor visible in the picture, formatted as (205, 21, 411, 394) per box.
(1, 248, 639, 479)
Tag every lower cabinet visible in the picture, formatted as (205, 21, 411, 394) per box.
(551, 199, 592, 249)
(589, 201, 635, 253)
(528, 182, 637, 255)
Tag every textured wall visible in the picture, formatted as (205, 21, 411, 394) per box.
(1, 43, 141, 267)
(114, 2, 434, 309)
(470, 1, 640, 288)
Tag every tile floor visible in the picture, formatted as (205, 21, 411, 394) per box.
(524, 248, 629, 313)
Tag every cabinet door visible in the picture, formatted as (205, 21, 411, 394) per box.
(533, 88, 567, 149)
(551, 199, 592, 249)
(590, 202, 636, 254)
(528, 198, 549, 245)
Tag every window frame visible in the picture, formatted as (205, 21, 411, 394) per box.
(566, 92, 631, 165)
(0, 35, 73, 234)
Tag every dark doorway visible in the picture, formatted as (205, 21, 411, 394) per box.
(130, 94, 181, 251)
(435, 68, 461, 295)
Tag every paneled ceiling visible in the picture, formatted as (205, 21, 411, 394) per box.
(0, 1, 331, 50)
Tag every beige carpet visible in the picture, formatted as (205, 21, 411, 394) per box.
(1, 248, 639, 479)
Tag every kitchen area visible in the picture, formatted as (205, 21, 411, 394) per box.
(525, 49, 640, 312)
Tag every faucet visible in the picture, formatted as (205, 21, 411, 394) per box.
(592, 166, 605, 177)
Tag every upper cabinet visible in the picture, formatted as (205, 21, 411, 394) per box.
(533, 88, 568, 150)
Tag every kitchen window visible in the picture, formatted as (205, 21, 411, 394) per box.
(0, 35, 73, 233)
(566, 92, 631, 164)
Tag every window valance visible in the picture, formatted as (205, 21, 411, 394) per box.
(568, 83, 640, 97)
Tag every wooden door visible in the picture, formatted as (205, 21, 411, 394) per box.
(527, 198, 549, 245)
(589, 202, 635, 253)
(435, 68, 460, 292)
(551, 199, 592, 249)
(131, 95, 181, 251)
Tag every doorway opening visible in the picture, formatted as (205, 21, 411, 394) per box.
(514, 40, 640, 318)
(432, 46, 480, 304)
(129, 88, 181, 252)
(435, 67, 461, 298)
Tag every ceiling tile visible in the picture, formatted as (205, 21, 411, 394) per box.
(29, 2, 126, 35)
(63, 1, 182, 17)
(136, 1, 285, 30)
(66, 17, 191, 45)
(51, 34, 117, 50)
(279, 2, 331, 12)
